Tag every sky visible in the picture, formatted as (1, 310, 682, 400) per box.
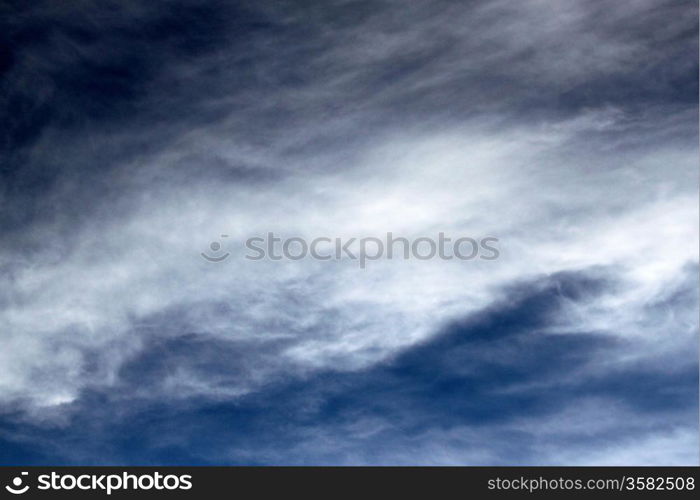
(0, 0, 698, 465)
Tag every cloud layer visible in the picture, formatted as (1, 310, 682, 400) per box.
(0, 0, 697, 464)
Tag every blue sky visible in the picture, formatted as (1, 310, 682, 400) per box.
(0, 0, 697, 465)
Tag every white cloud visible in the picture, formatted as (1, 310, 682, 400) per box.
(1, 106, 696, 412)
